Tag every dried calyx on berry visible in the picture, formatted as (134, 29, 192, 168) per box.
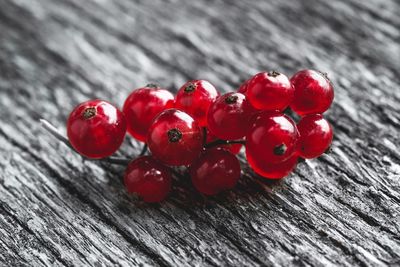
(184, 82, 197, 92)
(167, 128, 182, 143)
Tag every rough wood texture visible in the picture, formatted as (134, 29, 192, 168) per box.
(1, 0, 399, 266)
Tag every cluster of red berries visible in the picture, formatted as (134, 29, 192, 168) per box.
(66, 69, 334, 202)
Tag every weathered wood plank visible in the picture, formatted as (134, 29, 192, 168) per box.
(0, 0, 399, 266)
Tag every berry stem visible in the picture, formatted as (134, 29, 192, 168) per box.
(40, 119, 130, 165)
(204, 139, 246, 149)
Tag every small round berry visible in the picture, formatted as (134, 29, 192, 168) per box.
(123, 84, 174, 142)
(206, 129, 242, 154)
(253, 155, 298, 179)
(207, 92, 254, 140)
(124, 156, 172, 203)
(297, 114, 333, 158)
(246, 112, 299, 169)
(147, 109, 203, 166)
(246, 71, 294, 111)
(67, 100, 126, 159)
(175, 80, 219, 126)
(290, 70, 334, 116)
(190, 149, 241, 195)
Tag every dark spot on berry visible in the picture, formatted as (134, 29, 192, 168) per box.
(273, 144, 287, 155)
(225, 95, 239, 104)
(82, 107, 96, 119)
(184, 83, 197, 93)
(146, 83, 160, 88)
(167, 128, 182, 143)
(268, 70, 280, 77)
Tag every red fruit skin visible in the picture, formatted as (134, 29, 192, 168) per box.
(238, 78, 250, 94)
(246, 113, 299, 172)
(123, 86, 174, 142)
(147, 109, 204, 166)
(190, 149, 241, 195)
(207, 92, 254, 140)
(124, 156, 172, 203)
(246, 71, 294, 111)
(297, 114, 333, 158)
(175, 80, 219, 126)
(253, 155, 298, 179)
(206, 129, 242, 154)
(290, 70, 334, 116)
(67, 100, 126, 159)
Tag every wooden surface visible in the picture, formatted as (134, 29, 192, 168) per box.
(1, 0, 399, 266)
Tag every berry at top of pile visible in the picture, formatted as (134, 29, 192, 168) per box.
(123, 84, 174, 142)
(175, 80, 219, 126)
(246, 71, 294, 112)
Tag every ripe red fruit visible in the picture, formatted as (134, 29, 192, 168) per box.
(246, 71, 294, 111)
(290, 70, 334, 116)
(123, 84, 174, 142)
(206, 129, 242, 154)
(297, 114, 333, 158)
(253, 155, 298, 179)
(67, 100, 126, 159)
(207, 92, 254, 140)
(190, 149, 241, 195)
(246, 112, 299, 172)
(147, 109, 203, 166)
(124, 156, 171, 203)
(175, 80, 219, 126)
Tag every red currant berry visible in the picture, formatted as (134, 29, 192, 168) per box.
(207, 92, 254, 140)
(147, 109, 203, 166)
(290, 70, 334, 116)
(297, 114, 333, 158)
(253, 155, 298, 179)
(246, 112, 299, 170)
(246, 71, 294, 111)
(123, 84, 174, 142)
(175, 80, 219, 126)
(124, 156, 171, 203)
(190, 148, 241, 195)
(238, 78, 250, 94)
(206, 129, 242, 154)
(67, 100, 126, 159)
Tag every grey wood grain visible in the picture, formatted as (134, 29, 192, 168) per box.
(0, 0, 399, 266)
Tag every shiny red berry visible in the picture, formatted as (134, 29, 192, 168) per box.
(67, 100, 126, 159)
(246, 71, 294, 111)
(297, 114, 333, 158)
(253, 155, 298, 179)
(246, 112, 299, 172)
(207, 92, 254, 140)
(290, 70, 334, 116)
(123, 84, 174, 142)
(206, 129, 242, 154)
(147, 109, 203, 166)
(124, 156, 172, 203)
(190, 149, 241, 195)
(175, 80, 219, 126)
